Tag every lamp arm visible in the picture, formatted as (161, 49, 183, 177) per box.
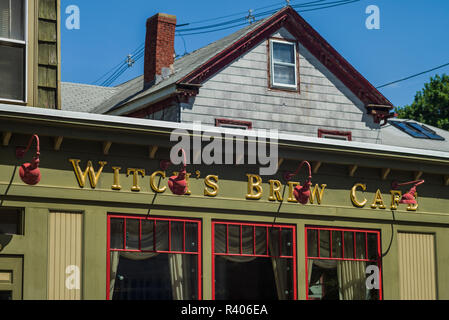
(392, 179, 424, 189)
(24, 134, 40, 157)
(286, 160, 312, 182)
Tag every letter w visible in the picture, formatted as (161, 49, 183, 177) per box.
(69, 159, 107, 188)
(309, 184, 327, 204)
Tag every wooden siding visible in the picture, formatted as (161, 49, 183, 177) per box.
(37, 0, 59, 109)
(48, 211, 82, 300)
(398, 232, 437, 300)
(181, 28, 380, 143)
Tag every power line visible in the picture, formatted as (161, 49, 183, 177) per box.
(376, 62, 449, 89)
(176, 0, 359, 36)
(93, 0, 359, 86)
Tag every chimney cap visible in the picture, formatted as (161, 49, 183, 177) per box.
(147, 13, 177, 23)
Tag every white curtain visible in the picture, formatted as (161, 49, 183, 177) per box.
(109, 221, 197, 300)
(337, 260, 367, 300)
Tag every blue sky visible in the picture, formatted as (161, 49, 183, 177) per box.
(60, 0, 449, 108)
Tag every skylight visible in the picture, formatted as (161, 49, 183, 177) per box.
(390, 121, 445, 141)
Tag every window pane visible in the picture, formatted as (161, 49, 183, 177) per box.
(367, 233, 379, 260)
(125, 219, 139, 250)
(111, 252, 198, 300)
(228, 225, 240, 254)
(0, 291, 12, 300)
(242, 226, 254, 255)
(170, 221, 184, 252)
(356, 233, 366, 259)
(155, 221, 169, 251)
(0, 0, 10, 38)
(344, 232, 354, 259)
(0, 0, 24, 40)
(281, 228, 293, 257)
(141, 219, 154, 251)
(319, 230, 330, 258)
(307, 229, 318, 257)
(332, 231, 343, 258)
(110, 219, 124, 249)
(269, 228, 280, 257)
(0, 208, 22, 235)
(214, 224, 226, 253)
(308, 259, 375, 300)
(0, 44, 25, 101)
(10, 0, 24, 40)
(273, 64, 296, 86)
(273, 42, 295, 64)
(255, 226, 267, 255)
(214, 256, 293, 300)
(185, 222, 198, 253)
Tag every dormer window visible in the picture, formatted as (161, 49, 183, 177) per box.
(269, 39, 298, 90)
(0, 0, 26, 102)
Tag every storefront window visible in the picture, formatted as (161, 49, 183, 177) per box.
(212, 221, 296, 300)
(107, 215, 201, 300)
(305, 226, 382, 300)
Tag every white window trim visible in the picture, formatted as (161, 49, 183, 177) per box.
(269, 39, 298, 90)
(0, 0, 28, 103)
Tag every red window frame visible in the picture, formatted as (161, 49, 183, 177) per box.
(304, 226, 382, 300)
(106, 214, 202, 300)
(212, 221, 297, 300)
(318, 129, 352, 141)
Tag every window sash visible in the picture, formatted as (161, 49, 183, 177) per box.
(107, 215, 202, 300)
(0, 0, 26, 103)
(270, 39, 298, 89)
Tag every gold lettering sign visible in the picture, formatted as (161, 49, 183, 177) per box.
(204, 175, 219, 197)
(268, 180, 283, 202)
(150, 171, 167, 193)
(310, 184, 327, 205)
(127, 168, 145, 192)
(246, 174, 263, 200)
(351, 183, 367, 208)
(69, 159, 107, 189)
(371, 189, 386, 209)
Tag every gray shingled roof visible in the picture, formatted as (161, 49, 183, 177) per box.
(90, 17, 270, 115)
(380, 119, 449, 153)
(61, 82, 118, 112)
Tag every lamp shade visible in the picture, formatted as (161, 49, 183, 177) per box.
(293, 181, 312, 205)
(168, 148, 188, 196)
(391, 179, 424, 206)
(400, 186, 418, 205)
(285, 160, 312, 205)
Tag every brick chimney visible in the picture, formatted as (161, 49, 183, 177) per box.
(144, 13, 177, 85)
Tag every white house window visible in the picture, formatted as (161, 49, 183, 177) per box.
(0, 0, 26, 102)
(270, 39, 297, 89)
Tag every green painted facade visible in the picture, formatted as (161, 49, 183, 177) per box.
(0, 111, 448, 300)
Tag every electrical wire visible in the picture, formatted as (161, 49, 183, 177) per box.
(93, 0, 360, 86)
(376, 61, 449, 89)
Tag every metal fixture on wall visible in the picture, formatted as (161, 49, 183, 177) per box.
(168, 148, 188, 195)
(391, 179, 425, 205)
(16, 134, 41, 185)
(284, 160, 312, 205)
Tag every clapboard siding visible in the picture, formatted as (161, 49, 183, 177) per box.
(181, 28, 379, 142)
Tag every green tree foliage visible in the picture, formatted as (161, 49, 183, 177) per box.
(395, 74, 449, 131)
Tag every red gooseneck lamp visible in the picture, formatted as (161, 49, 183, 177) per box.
(391, 179, 424, 205)
(284, 160, 312, 205)
(168, 148, 188, 195)
(16, 134, 41, 186)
